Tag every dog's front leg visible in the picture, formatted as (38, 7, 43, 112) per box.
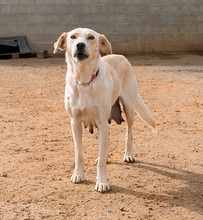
(70, 118, 84, 183)
(95, 122, 110, 192)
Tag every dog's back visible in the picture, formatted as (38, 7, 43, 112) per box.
(102, 55, 135, 79)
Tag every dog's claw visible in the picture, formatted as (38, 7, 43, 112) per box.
(71, 173, 84, 183)
(95, 182, 110, 193)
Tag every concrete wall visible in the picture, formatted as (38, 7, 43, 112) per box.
(0, 0, 203, 54)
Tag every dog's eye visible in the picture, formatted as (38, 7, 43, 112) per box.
(70, 35, 76, 39)
(88, 35, 95, 40)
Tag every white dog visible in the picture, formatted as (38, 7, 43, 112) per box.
(54, 28, 157, 192)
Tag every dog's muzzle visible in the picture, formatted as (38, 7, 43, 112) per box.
(74, 43, 89, 61)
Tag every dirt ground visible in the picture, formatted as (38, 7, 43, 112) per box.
(0, 54, 203, 220)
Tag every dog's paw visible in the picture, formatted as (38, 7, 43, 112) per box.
(95, 182, 110, 193)
(123, 150, 135, 163)
(124, 155, 135, 163)
(71, 172, 84, 183)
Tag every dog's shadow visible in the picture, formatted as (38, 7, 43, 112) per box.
(104, 160, 203, 215)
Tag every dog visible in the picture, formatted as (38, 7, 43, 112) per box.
(53, 28, 157, 192)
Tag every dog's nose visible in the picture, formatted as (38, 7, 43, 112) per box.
(77, 42, 85, 50)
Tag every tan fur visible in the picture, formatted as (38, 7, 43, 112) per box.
(54, 28, 157, 192)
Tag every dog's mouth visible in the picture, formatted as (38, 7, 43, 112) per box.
(74, 52, 89, 61)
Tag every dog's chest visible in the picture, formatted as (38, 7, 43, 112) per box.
(65, 85, 100, 124)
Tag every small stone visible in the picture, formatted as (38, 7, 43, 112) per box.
(3, 173, 8, 177)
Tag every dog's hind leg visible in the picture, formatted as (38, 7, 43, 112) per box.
(122, 100, 136, 163)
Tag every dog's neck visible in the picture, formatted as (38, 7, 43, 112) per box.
(75, 69, 99, 86)
(66, 53, 100, 85)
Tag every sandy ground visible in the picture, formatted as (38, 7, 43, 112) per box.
(0, 54, 203, 220)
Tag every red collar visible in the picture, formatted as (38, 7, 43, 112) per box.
(75, 69, 99, 86)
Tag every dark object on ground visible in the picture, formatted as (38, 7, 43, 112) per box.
(0, 36, 31, 59)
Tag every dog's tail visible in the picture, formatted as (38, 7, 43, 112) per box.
(135, 94, 158, 135)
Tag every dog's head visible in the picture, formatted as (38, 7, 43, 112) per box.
(53, 28, 112, 62)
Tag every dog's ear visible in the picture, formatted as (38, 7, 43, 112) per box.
(53, 32, 67, 54)
(99, 34, 112, 54)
